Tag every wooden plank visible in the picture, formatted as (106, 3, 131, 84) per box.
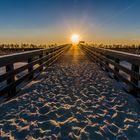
(0, 46, 66, 67)
(84, 46, 140, 80)
(6, 64, 16, 97)
(0, 54, 50, 83)
(0, 50, 44, 67)
(91, 47, 140, 65)
(90, 52, 140, 94)
(39, 53, 43, 71)
(131, 64, 139, 86)
(28, 58, 33, 80)
(80, 45, 140, 95)
(0, 45, 70, 96)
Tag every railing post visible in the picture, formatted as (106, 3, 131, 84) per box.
(6, 64, 16, 97)
(39, 52, 43, 71)
(45, 50, 50, 66)
(49, 48, 54, 59)
(28, 58, 33, 80)
(130, 64, 139, 94)
(92, 49, 98, 63)
(53, 48, 56, 57)
(114, 58, 120, 80)
(99, 52, 104, 67)
(105, 55, 109, 72)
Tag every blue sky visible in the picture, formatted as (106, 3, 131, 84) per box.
(0, 0, 140, 44)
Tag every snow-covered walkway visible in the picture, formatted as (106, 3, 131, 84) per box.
(0, 46, 140, 140)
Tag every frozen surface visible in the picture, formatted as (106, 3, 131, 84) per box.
(0, 46, 140, 140)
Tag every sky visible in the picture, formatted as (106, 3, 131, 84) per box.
(0, 0, 140, 45)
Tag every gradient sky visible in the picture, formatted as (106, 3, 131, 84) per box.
(0, 0, 140, 44)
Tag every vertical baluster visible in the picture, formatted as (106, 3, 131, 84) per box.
(39, 52, 43, 71)
(46, 50, 50, 66)
(6, 64, 16, 97)
(105, 55, 109, 72)
(130, 64, 139, 95)
(114, 58, 120, 80)
(28, 58, 33, 80)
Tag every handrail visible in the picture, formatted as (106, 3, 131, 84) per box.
(91, 47, 140, 65)
(0, 44, 71, 98)
(80, 45, 140, 97)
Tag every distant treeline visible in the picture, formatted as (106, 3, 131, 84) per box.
(90, 44, 140, 49)
(0, 43, 58, 55)
(1, 43, 140, 55)
(79, 43, 140, 54)
(90, 44, 140, 54)
(0, 43, 58, 49)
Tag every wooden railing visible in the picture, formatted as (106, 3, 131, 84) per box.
(80, 45, 140, 97)
(0, 44, 70, 98)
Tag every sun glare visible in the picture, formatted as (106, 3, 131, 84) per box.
(71, 34, 80, 44)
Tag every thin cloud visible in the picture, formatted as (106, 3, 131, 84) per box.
(99, 0, 138, 28)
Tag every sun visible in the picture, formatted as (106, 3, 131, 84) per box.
(71, 34, 80, 44)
